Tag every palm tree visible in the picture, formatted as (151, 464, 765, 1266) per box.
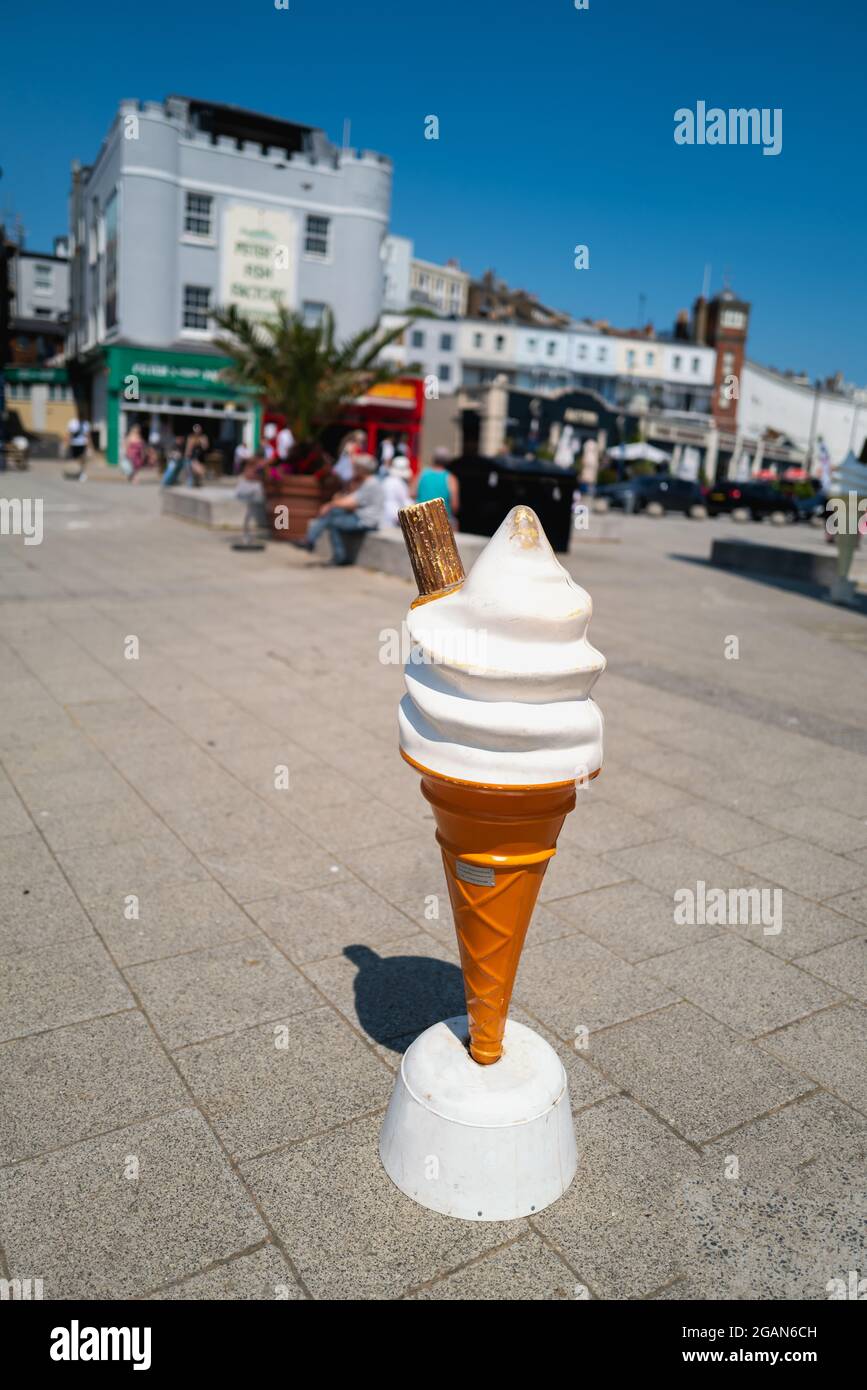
(213, 303, 417, 458)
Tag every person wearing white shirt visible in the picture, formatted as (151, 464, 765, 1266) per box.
(67, 417, 91, 479)
(276, 424, 295, 461)
(380, 455, 412, 526)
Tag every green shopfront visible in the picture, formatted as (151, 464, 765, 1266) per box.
(98, 345, 261, 468)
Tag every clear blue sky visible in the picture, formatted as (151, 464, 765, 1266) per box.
(2, 0, 865, 381)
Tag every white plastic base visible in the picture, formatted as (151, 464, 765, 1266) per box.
(379, 1015, 577, 1221)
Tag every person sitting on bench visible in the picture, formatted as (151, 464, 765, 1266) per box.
(294, 453, 383, 566)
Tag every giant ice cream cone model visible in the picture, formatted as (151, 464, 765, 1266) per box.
(379, 498, 604, 1221)
(422, 776, 575, 1063)
(398, 499, 604, 1064)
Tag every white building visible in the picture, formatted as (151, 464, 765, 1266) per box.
(379, 312, 461, 394)
(382, 234, 412, 311)
(381, 235, 469, 316)
(739, 361, 867, 463)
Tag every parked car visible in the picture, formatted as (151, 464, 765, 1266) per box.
(595, 474, 705, 514)
(704, 480, 799, 521)
(792, 488, 829, 523)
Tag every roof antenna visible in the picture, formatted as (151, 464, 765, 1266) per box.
(701, 263, 711, 300)
(342, 118, 351, 152)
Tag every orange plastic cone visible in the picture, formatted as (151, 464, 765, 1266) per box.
(420, 773, 576, 1065)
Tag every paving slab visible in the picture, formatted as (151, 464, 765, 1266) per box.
(604, 836, 769, 899)
(545, 879, 723, 962)
(757, 803, 867, 855)
(0, 1011, 187, 1164)
(586, 1003, 812, 1142)
(556, 798, 659, 855)
(408, 1232, 578, 1300)
(147, 1244, 305, 1300)
(729, 837, 867, 900)
(726, 888, 863, 960)
(649, 797, 782, 855)
(758, 1004, 867, 1114)
(536, 845, 630, 902)
(0, 936, 133, 1043)
(514, 932, 678, 1041)
(636, 936, 842, 1037)
(241, 1113, 526, 1299)
(340, 834, 448, 927)
(794, 935, 867, 1001)
(86, 878, 255, 967)
(174, 1007, 392, 1161)
(245, 876, 419, 964)
(700, 1091, 867, 1179)
(199, 832, 341, 901)
(0, 1109, 267, 1299)
(32, 793, 164, 854)
(533, 1096, 698, 1299)
(56, 831, 209, 909)
(824, 885, 867, 927)
(126, 937, 320, 1050)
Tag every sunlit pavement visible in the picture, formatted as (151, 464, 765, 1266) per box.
(0, 460, 864, 1300)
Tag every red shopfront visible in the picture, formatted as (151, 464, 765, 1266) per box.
(262, 377, 425, 470)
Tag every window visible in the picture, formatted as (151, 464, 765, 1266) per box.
(546, 339, 556, 357)
(495, 334, 505, 351)
(435, 277, 444, 293)
(473, 332, 483, 348)
(578, 343, 587, 359)
(304, 215, 330, 257)
(645, 351, 654, 366)
(597, 346, 607, 361)
(34, 306, 52, 317)
(33, 263, 54, 294)
(418, 272, 430, 289)
(691, 356, 701, 373)
(411, 329, 425, 348)
(105, 190, 118, 329)
(439, 363, 451, 382)
(627, 349, 636, 368)
(527, 337, 537, 351)
(439, 332, 453, 351)
(673, 353, 682, 370)
(302, 301, 327, 327)
(184, 192, 213, 238)
(183, 284, 211, 330)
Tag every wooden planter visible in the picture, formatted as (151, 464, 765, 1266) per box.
(264, 473, 326, 541)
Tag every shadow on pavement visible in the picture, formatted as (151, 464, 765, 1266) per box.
(343, 944, 465, 1052)
(669, 553, 867, 615)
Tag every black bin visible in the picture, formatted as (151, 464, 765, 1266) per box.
(450, 456, 577, 553)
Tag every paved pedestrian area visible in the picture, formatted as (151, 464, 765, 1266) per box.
(0, 462, 864, 1300)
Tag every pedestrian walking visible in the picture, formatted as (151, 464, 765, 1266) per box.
(67, 415, 91, 478)
(184, 423, 209, 486)
(121, 423, 145, 482)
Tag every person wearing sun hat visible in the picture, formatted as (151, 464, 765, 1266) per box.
(381, 455, 412, 526)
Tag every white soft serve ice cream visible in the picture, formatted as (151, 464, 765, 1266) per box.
(398, 505, 605, 786)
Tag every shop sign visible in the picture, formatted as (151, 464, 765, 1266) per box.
(220, 204, 297, 319)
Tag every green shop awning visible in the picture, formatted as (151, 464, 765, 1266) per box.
(104, 345, 259, 400)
